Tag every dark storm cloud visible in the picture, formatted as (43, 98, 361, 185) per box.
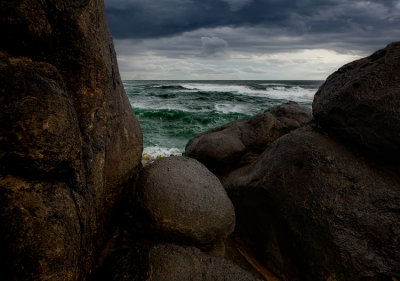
(105, 0, 228, 38)
(105, 0, 400, 39)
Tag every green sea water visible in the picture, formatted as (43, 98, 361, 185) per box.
(124, 80, 322, 156)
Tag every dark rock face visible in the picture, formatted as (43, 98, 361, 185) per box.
(313, 41, 400, 162)
(94, 243, 262, 281)
(94, 246, 150, 281)
(136, 156, 235, 248)
(148, 244, 262, 281)
(185, 102, 312, 174)
(225, 125, 400, 281)
(0, 1, 142, 280)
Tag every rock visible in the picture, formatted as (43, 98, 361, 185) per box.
(225, 125, 400, 281)
(313, 41, 400, 162)
(148, 243, 262, 281)
(185, 102, 312, 174)
(0, 176, 83, 281)
(135, 156, 235, 248)
(93, 246, 150, 281)
(94, 243, 262, 281)
(0, 0, 142, 280)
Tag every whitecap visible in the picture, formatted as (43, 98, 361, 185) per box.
(214, 103, 249, 114)
(143, 146, 182, 157)
(180, 83, 251, 94)
(180, 83, 316, 102)
(129, 100, 210, 113)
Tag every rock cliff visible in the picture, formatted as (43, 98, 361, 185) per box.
(0, 0, 142, 280)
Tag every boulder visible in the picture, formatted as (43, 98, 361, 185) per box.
(0, 0, 142, 280)
(93, 246, 150, 281)
(94, 243, 262, 281)
(135, 156, 235, 247)
(148, 243, 262, 281)
(313, 41, 400, 162)
(185, 102, 312, 174)
(224, 125, 400, 281)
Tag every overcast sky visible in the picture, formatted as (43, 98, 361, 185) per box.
(104, 0, 400, 80)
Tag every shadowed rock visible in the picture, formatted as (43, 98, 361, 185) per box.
(0, 0, 142, 280)
(225, 125, 400, 281)
(94, 243, 262, 281)
(313, 41, 400, 162)
(135, 156, 235, 248)
(93, 246, 150, 281)
(149, 243, 262, 281)
(185, 102, 312, 174)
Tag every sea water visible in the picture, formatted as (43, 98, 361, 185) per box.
(124, 80, 322, 157)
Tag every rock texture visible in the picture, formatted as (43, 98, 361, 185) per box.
(313, 41, 400, 162)
(0, 1, 142, 280)
(148, 244, 262, 281)
(207, 43, 400, 281)
(94, 243, 262, 281)
(93, 246, 150, 281)
(225, 125, 400, 281)
(185, 102, 312, 174)
(135, 156, 235, 247)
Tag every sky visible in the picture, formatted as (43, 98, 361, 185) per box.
(104, 0, 400, 80)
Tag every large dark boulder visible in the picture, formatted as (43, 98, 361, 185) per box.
(148, 243, 262, 281)
(0, 1, 142, 280)
(94, 243, 262, 281)
(93, 246, 150, 281)
(136, 156, 235, 248)
(224, 125, 400, 281)
(313, 41, 400, 162)
(185, 102, 312, 174)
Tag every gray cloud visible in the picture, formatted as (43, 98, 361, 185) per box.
(105, 0, 400, 54)
(201, 36, 229, 56)
(221, 0, 253, 11)
(105, 0, 400, 79)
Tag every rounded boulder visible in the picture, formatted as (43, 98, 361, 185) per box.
(148, 244, 262, 281)
(185, 102, 312, 174)
(135, 156, 235, 246)
(313, 41, 400, 161)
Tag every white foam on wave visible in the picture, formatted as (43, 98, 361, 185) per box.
(264, 86, 315, 102)
(129, 100, 200, 113)
(143, 146, 182, 157)
(180, 83, 315, 102)
(214, 103, 249, 114)
(181, 83, 252, 94)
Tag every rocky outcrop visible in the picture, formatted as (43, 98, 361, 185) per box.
(135, 156, 235, 248)
(225, 125, 400, 280)
(185, 102, 312, 174)
(0, 1, 142, 280)
(313, 41, 400, 162)
(218, 42, 400, 280)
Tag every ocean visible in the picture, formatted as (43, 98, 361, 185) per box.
(124, 80, 323, 157)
